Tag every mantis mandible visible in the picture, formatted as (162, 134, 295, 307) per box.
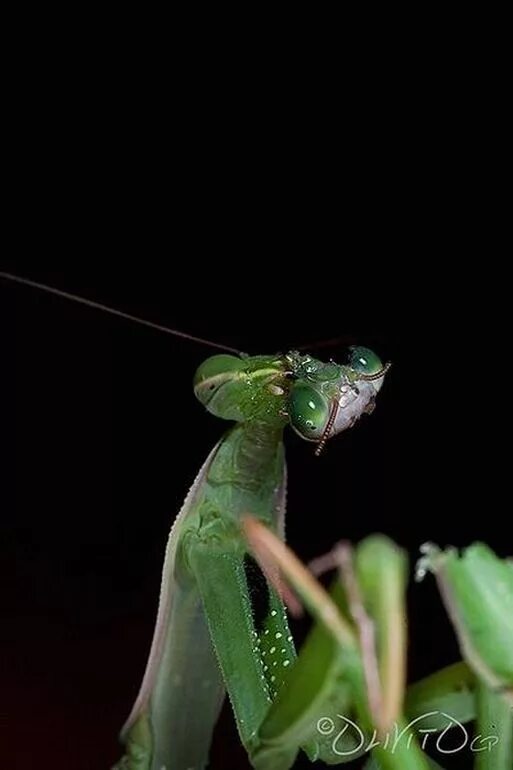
(3, 273, 392, 770)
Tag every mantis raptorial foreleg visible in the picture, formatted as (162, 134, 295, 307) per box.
(243, 518, 431, 770)
(188, 532, 297, 759)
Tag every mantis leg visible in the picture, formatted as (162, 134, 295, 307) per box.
(149, 579, 225, 770)
(474, 682, 513, 770)
(405, 661, 476, 728)
(251, 573, 435, 770)
(252, 580, 363, 768)
(187, 528, 300, 769)
(244, 520, 432, 770)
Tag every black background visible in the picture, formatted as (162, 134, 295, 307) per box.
(1, 265, 503, 770)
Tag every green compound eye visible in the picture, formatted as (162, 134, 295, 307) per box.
(288, 384, 329, 440)
(348, 346, 383, 376)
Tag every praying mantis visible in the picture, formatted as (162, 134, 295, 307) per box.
(4, 273, 511, 770)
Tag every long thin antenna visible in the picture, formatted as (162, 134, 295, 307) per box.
(1, 272, 242, 355)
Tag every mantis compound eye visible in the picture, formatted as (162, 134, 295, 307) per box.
(348, 346, 383, 376)
(288, 384, 329, 441)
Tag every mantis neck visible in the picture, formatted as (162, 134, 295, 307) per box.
(236, 419, 285, 482)
(206, 420, 286, 523)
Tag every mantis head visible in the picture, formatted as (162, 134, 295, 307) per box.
(286, 346, 390, 452)
(193, 347, 390, 452)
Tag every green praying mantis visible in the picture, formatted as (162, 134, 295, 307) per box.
(4, 273, 512, 770)
(113, 344, 393, 770)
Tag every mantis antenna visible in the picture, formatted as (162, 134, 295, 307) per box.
(0, 271, 243, 355)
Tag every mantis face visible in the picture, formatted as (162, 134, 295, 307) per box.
(286, 346, 391, 449)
